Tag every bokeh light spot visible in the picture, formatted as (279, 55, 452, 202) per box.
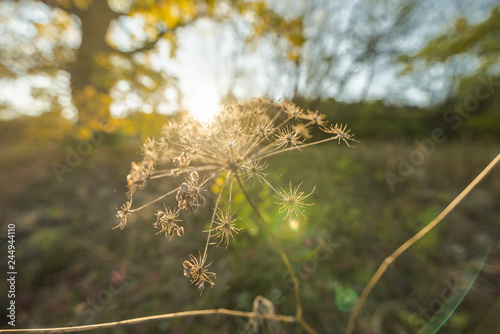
(289, 219, 300, 231)
(335, 288, 359, 312)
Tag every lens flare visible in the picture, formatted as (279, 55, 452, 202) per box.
(289, 219, 300, 231)
(185, 91, 219, 122)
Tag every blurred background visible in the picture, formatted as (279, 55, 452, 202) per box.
(0, 0, 499, 333)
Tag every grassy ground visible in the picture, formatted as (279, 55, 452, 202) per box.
(1, 134, 499, 333)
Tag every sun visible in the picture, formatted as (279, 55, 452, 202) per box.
(184, 90, 220, 123)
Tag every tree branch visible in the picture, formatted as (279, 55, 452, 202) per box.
(117, 14, 205, 55)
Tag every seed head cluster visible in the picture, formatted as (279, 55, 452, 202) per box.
(115, 98, 357, 293)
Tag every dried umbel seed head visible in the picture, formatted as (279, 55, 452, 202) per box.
(176, 171, 205, 211)
(282, 101, 304, 119)
(208, 209, 241, 249)
(115, 98, 357, 293)
(305, 109, 327, 126)
(183, 254, 216, 294)
(274, 126, 303, 149)
(244, 296, 284, 334)
(114, 199, 132, 230)
(153, 206, 183, 240)
(242, 159, 268, 183)
(173, 151, 191, 172)
(126, 160, 155, 195)
(322, 123, 359, 147)
(252, 119, 274, 139)
(275, 182, 315, 220)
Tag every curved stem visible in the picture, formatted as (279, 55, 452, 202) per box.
(345, 153, 500, 334)
(1, 309, 296, 333)
(234, 173, 317, 334)
(202, 171, 230, 262)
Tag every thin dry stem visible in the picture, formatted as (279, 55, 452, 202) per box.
(129, 187, 179, 213)
(202, 171, 230, 262)
(255, 136, 337, 160)
(1, 309, 296, 333)
(235, 173, 317, 334)
(345, 153, 500, 334)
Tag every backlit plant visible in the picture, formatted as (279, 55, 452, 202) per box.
(115, 98, 357, 288)
(115, 98, 357, 331)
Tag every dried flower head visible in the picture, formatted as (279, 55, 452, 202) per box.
(305, 109, 327, 126)
(293, 123, 312, 139)
(282, 101, 304, 119)
(275, 182, 315, 220)
(115, 98, 356, 293)
(153, 205, 183, 240)
(274, 126, 303, 149)
(252, 119, 275, 139)
(183, 254, 216, 294)
(242, 159, 268, 183)
(322, 123, 359, 147)
(208, 209, 241, 249)
(176, 171, 206, 211)
(126, 161, 155, 195)
(243, 296, 284, 334)
(114, 198, 132, 230)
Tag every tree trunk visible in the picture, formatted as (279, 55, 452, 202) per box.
(64, 1, 119, 125)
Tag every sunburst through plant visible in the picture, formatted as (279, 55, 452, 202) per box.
(275, 182, 315, 220)
(115, 98, 357, 293)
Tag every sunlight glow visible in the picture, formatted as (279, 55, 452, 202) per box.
(185, 91, 220, 122)
(289, 219, 300, 231)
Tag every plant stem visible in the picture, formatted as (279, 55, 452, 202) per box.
(202, 171, 229, 262)
(345, 153, 500, 334)
(128, 187, 179, 213)
(234, 173, 317, 334)
(1, 309, 296, 333)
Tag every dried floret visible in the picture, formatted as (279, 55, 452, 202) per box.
(252, 119, 275, 139)
(275, 182, 314, 220)
(274, 127, 303, 148)
(183, 254, 216, 294)
(208, 209, 241, 249)
(322, 123, 358, 147)
(282, 101, 304, 119)
(305, 110, 327, 126)
(153, 205, 183, 240)
(242, 159, 268, 183)
(126, 160, 155, 195)
(114, 199, 132, 230)
(176, 171, 205, 211)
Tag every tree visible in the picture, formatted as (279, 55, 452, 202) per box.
(400, 6, 500, 136)
(0, 0, 306, 133)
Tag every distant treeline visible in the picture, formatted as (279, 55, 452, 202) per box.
(296, 87, 500, 142)
(2, 85, 498, 144)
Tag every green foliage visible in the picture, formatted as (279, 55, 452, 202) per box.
(2, 121, 499, 333)
(296, 96, 500, 141)
(404, 8, 500, 65)
(397, 6, 500, 140)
